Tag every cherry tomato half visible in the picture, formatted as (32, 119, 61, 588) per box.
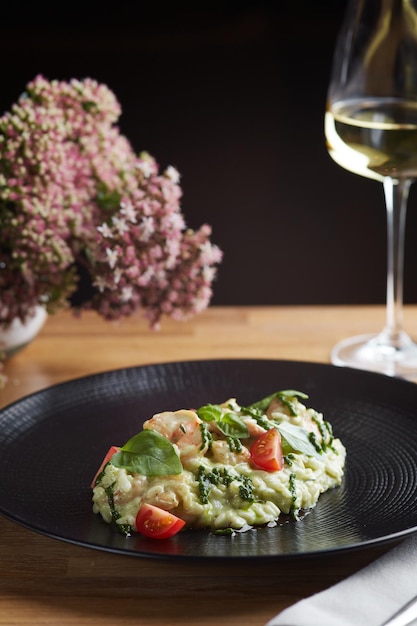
(136, 503, 186, 539)
(90, 445, 120, 488)
(250, 428, 283, 472)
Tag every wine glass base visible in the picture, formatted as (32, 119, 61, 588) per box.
(331, 332, 417, 381)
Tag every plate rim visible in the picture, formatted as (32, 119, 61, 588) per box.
(2, 357, 417, 562)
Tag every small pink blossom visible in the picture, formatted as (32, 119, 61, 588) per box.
(0, 75, 223, 378)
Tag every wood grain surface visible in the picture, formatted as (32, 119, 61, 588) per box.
(0, 305, 414, 625)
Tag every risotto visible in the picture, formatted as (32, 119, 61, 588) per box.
(92, 390, 346, 538)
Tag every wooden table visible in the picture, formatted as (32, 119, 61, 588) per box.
(1, 305, 415, 626)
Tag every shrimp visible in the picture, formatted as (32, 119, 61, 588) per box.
(266, 397, 286, 419)
(210, 439, 250, 465)
(241, 416, 267, 438)
(206, 413, 266, 439)
(267, 397, 322, 441)
(143, 409, 209, 462)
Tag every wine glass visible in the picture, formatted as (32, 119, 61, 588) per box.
(325, 0, 417, 380)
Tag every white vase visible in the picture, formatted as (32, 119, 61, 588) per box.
(0, 306, 48, 358)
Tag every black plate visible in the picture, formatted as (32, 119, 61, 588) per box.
(1, 358, 417, 561)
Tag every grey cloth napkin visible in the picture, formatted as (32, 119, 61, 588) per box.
(266, 534, 417, 626)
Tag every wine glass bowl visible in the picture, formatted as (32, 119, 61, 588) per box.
(326, 0, 417, 381)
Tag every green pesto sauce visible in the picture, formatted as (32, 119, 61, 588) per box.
(94, 461, 111, 487)
(105, 485, 131, 536)
(197, 466, 255, 505)
(238, 475, 254, 502)
(227, 436, 242, 452)
(312, 415, 335, 451)
(200, 422, 213, 450)
(288, 472, 298, 519)
(279, 397, 297, 416)
(284, 453, 296, 466)
(241, 406, 271, 430)
(308, 431, 323, 454)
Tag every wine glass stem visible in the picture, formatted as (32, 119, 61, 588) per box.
(383, 177, 411, 345)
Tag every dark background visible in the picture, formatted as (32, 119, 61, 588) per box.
(2, 0, 417, 306)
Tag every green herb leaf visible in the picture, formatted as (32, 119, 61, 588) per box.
(196, 403, 223, 422)
(247, 392, 280, 413)
(278, 390, 309, 400)
(216, 412, 249, 438)
(275, 422, 322, 459)
(111, 429, 183, 476)
(197, 404, 249, 438)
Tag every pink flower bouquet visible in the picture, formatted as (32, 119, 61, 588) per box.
(0, 75, 222, 332)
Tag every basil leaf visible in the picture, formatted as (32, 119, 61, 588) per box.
(247, 392, 280, 413)
(278, 390, 309, 400)
(275, 422, 322, 459)
(111, 429, 183, 476)
(197, 404, 222, 422)
(216, 412, 249, 438)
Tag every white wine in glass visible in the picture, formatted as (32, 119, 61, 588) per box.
(325, 0, 417, 380)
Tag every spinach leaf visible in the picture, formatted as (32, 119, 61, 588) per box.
(275, 422, 322, 459)
(111, 429, 183, 476)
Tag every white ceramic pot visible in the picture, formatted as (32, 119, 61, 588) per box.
(0, 306, 48, 358)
